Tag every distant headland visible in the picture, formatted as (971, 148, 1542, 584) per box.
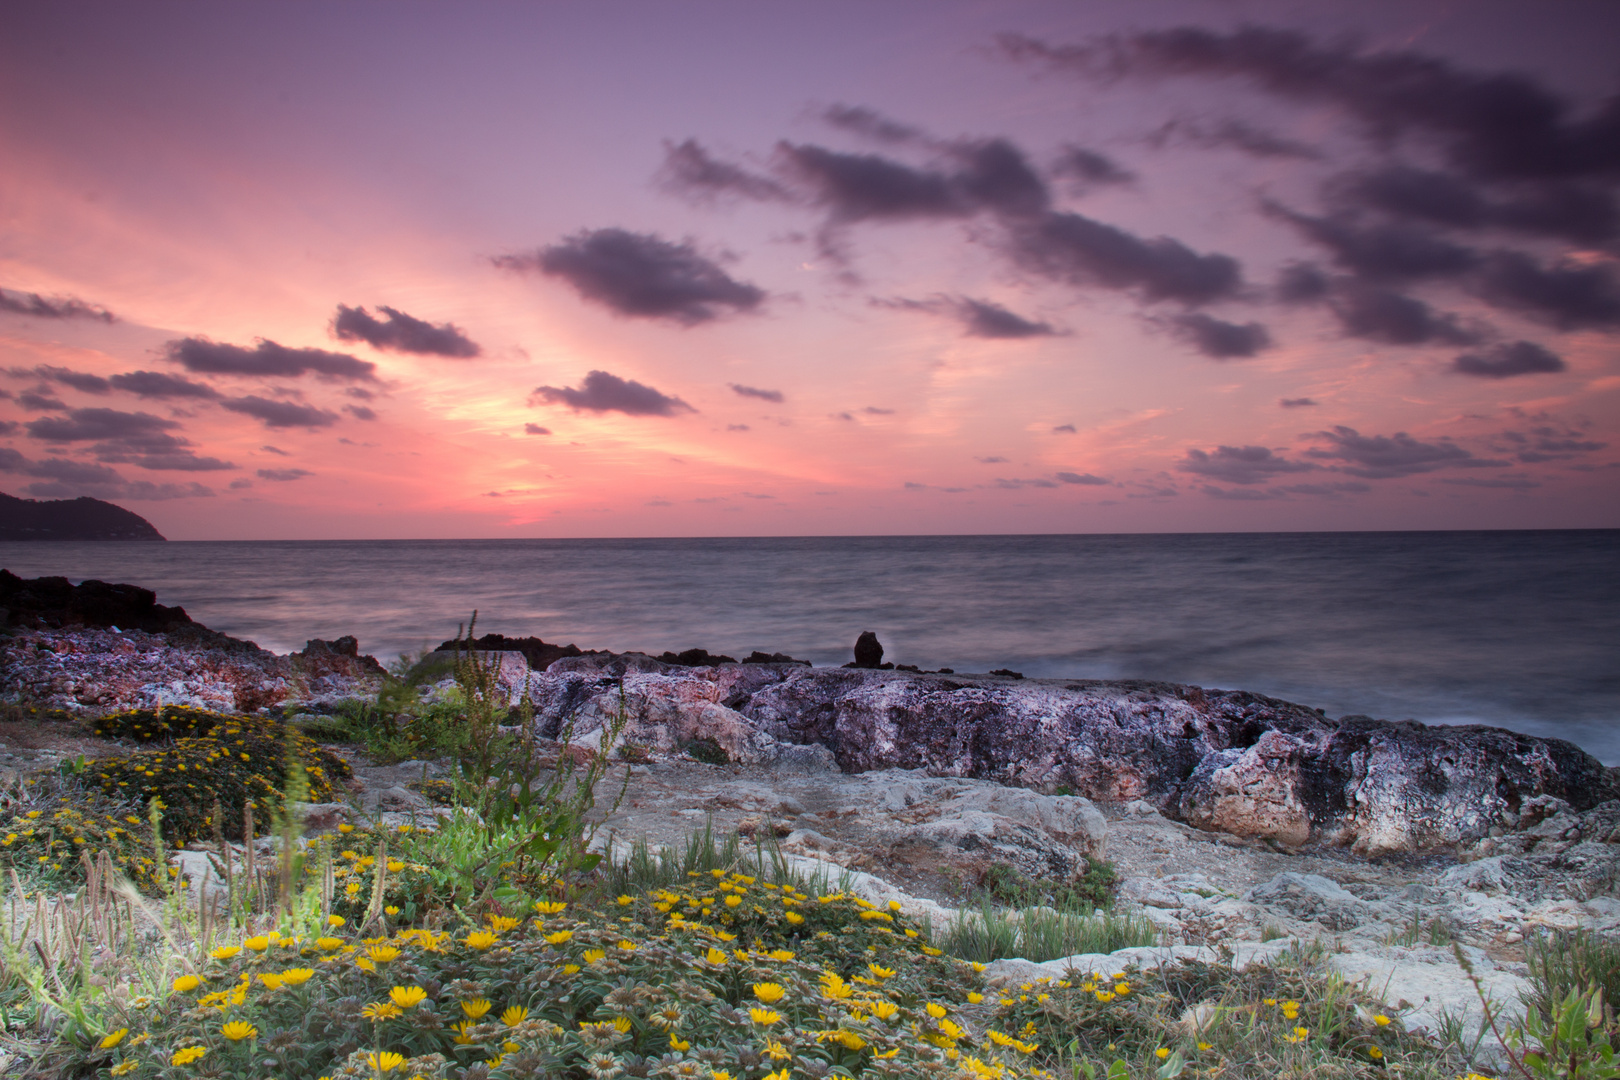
(0, 491, 165, 541)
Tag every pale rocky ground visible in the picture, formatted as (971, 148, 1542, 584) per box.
(310, 745, 1619, 1066)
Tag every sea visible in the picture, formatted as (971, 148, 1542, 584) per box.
(2, 531, 1617, 762)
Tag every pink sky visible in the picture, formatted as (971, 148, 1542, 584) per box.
(2, 0, 1617, 538)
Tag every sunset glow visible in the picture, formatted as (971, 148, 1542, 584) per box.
(2, 1, 1617, 538)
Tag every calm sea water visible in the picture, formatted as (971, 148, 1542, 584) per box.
(3, 532, 1617, 761)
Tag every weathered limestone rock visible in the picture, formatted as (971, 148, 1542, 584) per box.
(518, 661, 1617, 855)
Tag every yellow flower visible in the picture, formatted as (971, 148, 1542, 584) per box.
(1198, 1042, 1213, 1051)
(753, 982, 787, 1004)
(99, 1028, 128, 1049)
(356, 957, 377, 973)
(749, 1007, 782, 1025)
(1368, 1046, 1384, 1059)
(367, 945, 401, 963)
(258, 973, 283, 990)
(1284, 1026, 1309, 1044)
(583, 948, 606, 964)
(462, 930, 499, 951)
(822, 1029, 866, 1051)
(487, 915, 521, 932)
(209, 946, 241, 960)
(926, 1002, 947, 1018)
(669, 1035, 691, 1051)
(1155, 1048, 1170, 1059)
(171, 1047, 207, 1065)
(366, 1051, 405, 1072)
(171, 974, 202, 993)
(967, 992, 984, 1004)
(328, 914, 345, 927)
(533, 900, 567, 914)
(867, 963, 895, 979)
(705, 947, 728, 966)
(871, 1001, 899, 1021)
(784, 911, 805, 925)
(361, 1002, 403, 1020)
(544, 930, 573, 946)
(724, 895, 743, 908)
(502, 1005, 528, 1026)
(617, 895, 634, 906)
(242, 936, 270, 952)
(1374, 1014, 1391, 1027)
(111, 1061, 138, 1076)
(390, 985, 428, 1008)
(385, 906, 400, 916)
(563, 963, 581, 975)
(221, 1021, 257, 1041)
(462, 998, 493, 1019)
(338, 823, 354, 833)
(711, 1072, 734, 1080)
(767, 949, 795, 961)
(279, 967, 314, 986)
(452, 1020, 475, 1044)
(315, 937, 344, 951)
(386, 860, 404, 872)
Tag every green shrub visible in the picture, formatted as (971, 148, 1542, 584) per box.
(936, 899, 1158, 965)
(87, 711, 351, 846)
(683, 737, 730, 766)
(1524, 927, 1620, 1032)
(92, 705, 227, 742)
(981, 856, 1118, 912)
(0, 798, 164, 892)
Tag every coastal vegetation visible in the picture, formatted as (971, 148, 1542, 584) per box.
(0, 644, 1616, 1078)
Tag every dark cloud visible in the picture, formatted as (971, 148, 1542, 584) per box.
(1331, 286, 1479, 346)
(1280, 398, 1318, 408)
(1279, 481, 1371, 496)
(1000, 26, 1620, 183)
(996, 477, 1060, 489)
(1147, 118, 1318, 159)
(1051, 146, 1136, 187)
(977, 456, 1009, 464)
(876, 295, 1058, 339)
(1056, 471, 1109, 485)
(220, 396, 341, 429)
(1005, 210, 1243, 305)
(1052, 423, 1077, 434)
(1179, 445, 1316, 484)
(1452, 340, 1566, 379)
(0, 448, 214, 499)
(21, 404, 232, 470)
(34, 366, 111, 393)
(1167, 313, 1272, 358)
(1439, 474, 1541, 490)
(774, 142, 964, 223)
(1200, 485, 1284, 501)
(1500, 421, 1607, 463)
(0, 288, 113, 322)
(26, 407, 178, 446)
(343, 404, 377, 421)
(730, 383, 785, 403)
(107, 370, 221, 400)
(1326, 166, 1619, 245)
(523, 423, 552, 435)
(948, 138, 1051, 218)
(17, 392, 66, 411)
(657, 140, 793, 204)
(863, 406, 894, 415)
(822, 104, 924, 144)
(344, 386, 375, 400)
(1475, 252, 1620, 330)
(1274, 262, 1331, 304)
(727, 423, 750, 432)
(167, 338, 378, 382)
(1305, 426, 1503, 478)
(531, 370, 694, 417)
(257, 468, 312, 482)
(1271, 207, 1481, 282)
(261, 445, 288, 456)
(497, 228, 766, 326)
(331, 304, 481, 358)
(0, 421, 14, 435)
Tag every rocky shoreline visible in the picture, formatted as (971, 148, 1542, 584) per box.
(6, 571, 1620, 1063)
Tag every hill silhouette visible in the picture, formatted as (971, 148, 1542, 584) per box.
(0, 491, 166, 541)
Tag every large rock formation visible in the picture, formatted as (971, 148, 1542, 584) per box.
(1, 569, 194, 632)
(524, 655, 1617, 856)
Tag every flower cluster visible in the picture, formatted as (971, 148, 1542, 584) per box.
(0, 804, 163, 891)
(87, 710, 351, 846)
(72, 883, 1052, 1080)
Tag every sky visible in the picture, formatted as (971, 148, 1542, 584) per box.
(1, 0, 1618, 539)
